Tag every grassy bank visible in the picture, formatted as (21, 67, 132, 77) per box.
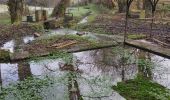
(0, 13, 10, 25)
(113, 76, 170, 100)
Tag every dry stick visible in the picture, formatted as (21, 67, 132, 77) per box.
(153, 38, 170, 47)
(55, 41, 77, 49)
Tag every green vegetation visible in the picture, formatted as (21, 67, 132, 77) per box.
(30, 51, 73, 64)
(128, 34, 147, 40)
(0, 14, 11, 25)
(77, 24, 113, 34)
(113, 76, 170, 100)
(69, 6, 90, 17)
(0, 50, 10, 62)
(0, 77, 53, 100)
(138, 58, 153, 78)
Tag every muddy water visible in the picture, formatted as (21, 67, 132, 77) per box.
(0, 47, 170, 100)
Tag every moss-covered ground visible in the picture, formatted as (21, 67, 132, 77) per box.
(113, 76, 170, 100)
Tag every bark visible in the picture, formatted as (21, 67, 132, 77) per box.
(117, 0, 126, 13)
(7, 0, 25, 24)
(51, 0, 70, 17)
(144, 0, 152, 17)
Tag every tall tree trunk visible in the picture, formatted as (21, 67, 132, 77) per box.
(7, 0, 24, 24)
(117, 0, 126, 13)
(51, 0, 70, 17)
(144, 0, 152, 17)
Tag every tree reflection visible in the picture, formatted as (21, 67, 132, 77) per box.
(18, 62, 32, 81)
(137, 50, 152, 79)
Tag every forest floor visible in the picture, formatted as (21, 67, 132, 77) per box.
(0, 23, 44, 46)
(77, 12, 170, 47)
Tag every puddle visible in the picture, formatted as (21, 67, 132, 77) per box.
(78, 17, 88, 24)
(152, 55, 170, 89)
(0, 36, 35, 53)
(0, 47, 170, 99)
(1, 40, 15, 53)
(23, 36, 35, 44)
(0, 63, 18, 86)
(50, 29, 78, 35)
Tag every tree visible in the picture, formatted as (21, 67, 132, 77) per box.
(116, 0, 127, 13)
(51, 0, 70, 17)
(7, 0, 25, 24)
(148, 0, 159, 38)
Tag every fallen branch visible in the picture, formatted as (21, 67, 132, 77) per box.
(153, 38, 170, 47)
(48, 40, 77, 48)
(56, 41, 77, 49)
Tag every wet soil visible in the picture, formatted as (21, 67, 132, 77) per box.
(78, 13, 170, 46)
(0, 23, 43, 46)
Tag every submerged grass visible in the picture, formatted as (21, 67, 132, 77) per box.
(29, 51, 73, 64)
(113, 76, 170, 100)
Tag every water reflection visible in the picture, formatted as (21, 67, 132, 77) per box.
(18, 62, 32, 81)
(0, 47, 170, 99)
(0, 63, 18, 86)
(1, 40, 15, 53)
(152, 55, 170, 89)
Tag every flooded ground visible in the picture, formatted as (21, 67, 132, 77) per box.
(0, 36, 35, 53)
(0, 47, 170, 100)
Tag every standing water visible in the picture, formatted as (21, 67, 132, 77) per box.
(0, 47, 169, 100)
(0, 36, 35, 53)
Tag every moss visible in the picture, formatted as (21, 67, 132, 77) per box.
(128, 34, 147, 40)
(0, 50, 10, 62)
(113, 76, 170, 100)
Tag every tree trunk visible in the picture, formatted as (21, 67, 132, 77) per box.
(51, 0, 70, 17)
(144, 0, 152, 17)
(117, 0, 126, 13)
(7, 0, 24, 24)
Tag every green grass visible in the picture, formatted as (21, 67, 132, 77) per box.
(128, 34, 147, 40)
(0, 13, 11, 25)
(113, 76, 170, 100)
(77, 24, 112, 35)
(68, 6, 91, 17)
